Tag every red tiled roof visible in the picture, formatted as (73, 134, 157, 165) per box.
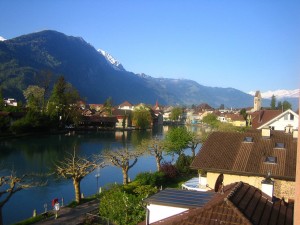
(190, 130, 297, 180)
(153, 182, 293, 225)
(250, 110, 282, 129)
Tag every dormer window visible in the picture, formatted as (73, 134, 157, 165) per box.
(244, 137, 253, 142)
(265, 156, 277, 164)
(275, 142, 285, 148)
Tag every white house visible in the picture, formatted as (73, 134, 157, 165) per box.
(143, 188, 215, 224)
(256, 109, 298, 131)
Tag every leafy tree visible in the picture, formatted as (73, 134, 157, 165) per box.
(132, 105, 152, 129)
(0, 170, 44, 225)
(240, 108, 247, 120)
(99, 184, 157, 225)
(0, 89, 4, 111)
(139, 137, 165, 171)
(47, 76, 81, 127)
(282, 100, 292, 111)
(10, 110, 52, 133)
(23, 85, 45, 112)
(34, 70, 54, 111)
(54, 148, 103, 203)
(102, 147, 142, 185)
(103, 97, 113, 115)
(175, 154, 194, 174)
(270, 94, 276, 109)
(277, 101, 282, 110)
(170, 107, 183, 121)
(202, 113, 218, 127)
(0, 115, 10, 132)
(164, 127, 191, 156)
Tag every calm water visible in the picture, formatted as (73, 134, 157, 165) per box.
(0, 125, 204, 225)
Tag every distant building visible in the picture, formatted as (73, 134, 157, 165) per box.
(253, 90, 262, 111)
(248, 109, 298, 131)
(4, 98, 18, 107)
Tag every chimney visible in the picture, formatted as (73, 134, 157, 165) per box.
(262, 127, 271, 138)
(285, 125, 293, 134)
(293, 130, 298, 139)
(261, 173, 274, 197)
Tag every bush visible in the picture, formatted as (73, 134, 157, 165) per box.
(160, 162, 178, 178)
(10, 111, 53, 134)
(135, 171, 165, 186)
(175, 154, 194, 174)
(99, 184, 156, 225)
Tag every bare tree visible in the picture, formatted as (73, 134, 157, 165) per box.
(54, 148, 104, 203)
(102, 147, 142, 185)
(139, 137, 165, 172)
(0, 171, 43, 225)
(187, 132, 201, 158)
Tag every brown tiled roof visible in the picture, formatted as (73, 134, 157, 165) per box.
(118, 101, 133, 107)
(226, 113, 245, 121)
(153, 182, 293, 225)
(250, 110, 282, 129)
(190, 130, 297, 180)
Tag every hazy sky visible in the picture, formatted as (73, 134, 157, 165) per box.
(0, 0, 299, 93)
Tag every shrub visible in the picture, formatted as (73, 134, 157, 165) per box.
(160, 162, 178, 178)
(175, 154, 193, 174)
(135, 171, 165, 186)
(99, 184, 156, 225)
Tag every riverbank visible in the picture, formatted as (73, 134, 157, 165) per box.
(15, 199, 100, 225)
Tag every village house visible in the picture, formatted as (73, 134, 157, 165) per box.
(225, 113, 247, 127)
(249, 109, 298, 131)
(152, 101, 164, 125)
(143, 182, 293, 225)
(190, 128, 298, 200)
(4, 98, 18, 107)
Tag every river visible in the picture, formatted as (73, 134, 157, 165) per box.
(0, 125, 205, 225)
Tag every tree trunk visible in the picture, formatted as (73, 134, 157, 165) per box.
(122, 168, 128, 185)
(155, 156, 161, 172)
(73, 179, 81, 203)
(191, 147, 195, 158)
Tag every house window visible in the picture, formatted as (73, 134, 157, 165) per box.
(284, 114, 289, 120)
(290, 114, 294, 120)
(244, 137, 253, 142)
(275, 143, 285, 148)
(265, 156, 277, 164)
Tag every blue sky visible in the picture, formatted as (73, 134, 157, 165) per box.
(0, 0, 299, 93)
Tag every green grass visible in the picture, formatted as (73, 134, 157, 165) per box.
(13, 212, 53, 225)
(67, 194, 100, 208)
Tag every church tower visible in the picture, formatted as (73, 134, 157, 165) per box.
(253, 91, 262, 111)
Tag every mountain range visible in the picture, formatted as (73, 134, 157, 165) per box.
(0, 30, 297, 109)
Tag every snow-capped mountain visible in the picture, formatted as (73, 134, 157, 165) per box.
(249, 89, 299, 99)
(98, 49, 125, 71)
(0, 36, 6, 41)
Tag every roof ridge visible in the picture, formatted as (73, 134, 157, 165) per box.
(226, 181, 244, 199)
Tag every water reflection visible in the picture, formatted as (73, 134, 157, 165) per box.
(0, 125, 205, 225)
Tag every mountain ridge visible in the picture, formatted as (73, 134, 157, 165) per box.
(0, 30, 263, 108)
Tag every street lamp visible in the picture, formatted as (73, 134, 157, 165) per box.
(95, 171, 100, 193)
